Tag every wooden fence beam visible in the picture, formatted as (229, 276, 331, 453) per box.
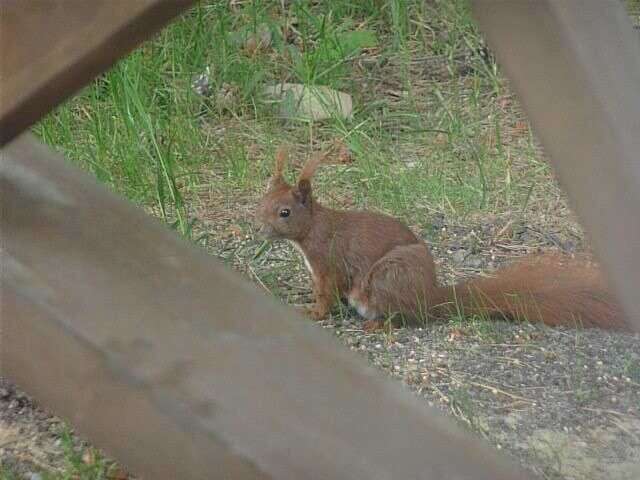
(472, 0, 640, 332)
(0, 0, 196, 146)
(0, 134, 530, 479)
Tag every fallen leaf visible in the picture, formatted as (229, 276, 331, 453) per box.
(362, 320, 383, 332)
(226, 225, 243, 238)
(447, 328, 466, 342)
(332, 139, 353, 164)
(498, 96, 511, 109)
(246, 143, 260, 159)
(82, 449, 96, 465)
(340, 195, 355, 207)
(243, 25, 272, 56)
(513, 120, 528, 135)
(108, 465, 129, 480)
(244, 36, 259, 56)
(435, 132, 448, 145)
(213, 82, 238, 111)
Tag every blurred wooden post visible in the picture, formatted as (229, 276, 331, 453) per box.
(472, 0, 640, 332)
(0, 0, 195, 145)
(0, 1, 529, 479)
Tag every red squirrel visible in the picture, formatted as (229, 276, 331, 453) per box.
(257, 147, 629, 331)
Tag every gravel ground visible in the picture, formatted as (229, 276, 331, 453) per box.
(324, 318, 640, 480)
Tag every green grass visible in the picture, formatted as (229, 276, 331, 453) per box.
(0, 469, 18, 480)
(33, 0, 546, 234)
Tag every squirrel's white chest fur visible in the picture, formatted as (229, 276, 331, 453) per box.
(290, 241, 314, 278)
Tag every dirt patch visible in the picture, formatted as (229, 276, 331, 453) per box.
(336, 321, 640, 480)
(524, 426, 640, 480)
(0, 379, 66, 476)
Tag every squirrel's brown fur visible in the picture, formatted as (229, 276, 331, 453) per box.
(257, 147, 629, 331)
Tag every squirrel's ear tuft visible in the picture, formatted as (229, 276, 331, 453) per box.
(268, 145, 289, 190)
(274, 145, 288, 176)
(298, 151, 325, 183)
(268, 174, 286, 191)
(293, 178, 312, 206)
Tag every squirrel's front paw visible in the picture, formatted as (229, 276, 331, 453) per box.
(297, 305, 327, 320)
(362, 319, 383, 332)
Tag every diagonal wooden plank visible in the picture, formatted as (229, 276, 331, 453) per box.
(0, 0, 196, 146)
(0, 133, 531, 479)
(471, 0, 640, 332)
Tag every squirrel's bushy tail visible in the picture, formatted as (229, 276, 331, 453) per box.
(440, 254, 628, 330)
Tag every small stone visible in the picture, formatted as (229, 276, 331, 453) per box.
(463, 255, 483, 269)
(451, 249, 467, 264)
(192, 67, 212, 97)
(262, 83, 353, 121)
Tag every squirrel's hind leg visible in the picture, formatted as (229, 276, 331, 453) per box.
(347, 286, 385, 332)
(347, 285, 381, 321)
(355, 243, 439, 325)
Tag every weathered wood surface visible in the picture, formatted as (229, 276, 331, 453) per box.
(0, 0, 195, 145)
(0, 134, 531, 479)
(472, 0, 640, 332)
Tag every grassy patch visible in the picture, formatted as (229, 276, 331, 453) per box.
(0, 469, 18, 480)
(33, 0, 548, 233)
(0, 427, 116, 480)
(46, 429, 113, 480)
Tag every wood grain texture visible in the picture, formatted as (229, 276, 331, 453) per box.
(0, 0, 195, 145)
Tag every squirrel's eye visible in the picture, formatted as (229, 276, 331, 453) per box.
(279, 208, 291, 218)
